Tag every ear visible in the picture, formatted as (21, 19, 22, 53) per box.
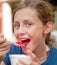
(43, 21, 53, 35)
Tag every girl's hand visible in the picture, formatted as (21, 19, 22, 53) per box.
(16, 50, 41, 65)
(0, 33, 10, 60)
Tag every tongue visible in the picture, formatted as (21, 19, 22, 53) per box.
(22, 39, 30, 44)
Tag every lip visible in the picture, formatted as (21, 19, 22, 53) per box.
(19, 38, 30, 45)
(19, 38, 30, 41)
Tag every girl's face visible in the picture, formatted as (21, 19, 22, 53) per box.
(13, 8, 49, 51)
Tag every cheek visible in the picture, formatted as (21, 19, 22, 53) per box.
(28, 26, 44, 44)
(27, 27, 37, 37)
(27, 27, 43, 38)
(14, 30, 19, 39)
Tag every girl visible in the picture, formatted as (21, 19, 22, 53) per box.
(0, 0, 57, 65)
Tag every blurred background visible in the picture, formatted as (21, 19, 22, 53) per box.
(0, 0, 57, 47)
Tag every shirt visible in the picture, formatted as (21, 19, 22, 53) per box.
(3, 44, 57, 65)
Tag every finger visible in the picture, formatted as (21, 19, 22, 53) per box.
(25, 50, 36, 58)
(19, 60, 27, 65)
(16, 61, 24, 65)
(0, 38, 6, 44)
(31, 61, 40, 65)
(0, 41, 10, 48)
(0, 44, 10, 52)
(0, 49, 10, 56)
(25, 50, 40, 62)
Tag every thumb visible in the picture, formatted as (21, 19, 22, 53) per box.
(25, 50, 40, 63)
(25, 50, 36, 58)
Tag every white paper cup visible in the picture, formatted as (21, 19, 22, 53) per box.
(9, 54, 32, 65)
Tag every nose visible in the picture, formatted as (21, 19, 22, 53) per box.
(18, 26, 26, 35)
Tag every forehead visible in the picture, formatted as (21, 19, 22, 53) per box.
(14, 7, 37, 19)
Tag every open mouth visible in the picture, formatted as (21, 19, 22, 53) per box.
(16, 39, 30, 47)
(16, 39, 30, 50)
(21, 39, 30, 46)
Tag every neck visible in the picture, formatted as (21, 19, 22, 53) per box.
(33, 43, 48, 63)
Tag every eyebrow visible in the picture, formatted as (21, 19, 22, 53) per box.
(13, 21, 20, 26)
(13, 21, 19, 23)
(13, 19, 33, 25)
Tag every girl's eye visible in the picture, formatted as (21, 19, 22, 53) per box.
(14, 24, 20, 29)
(26, 23, 32, 27)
